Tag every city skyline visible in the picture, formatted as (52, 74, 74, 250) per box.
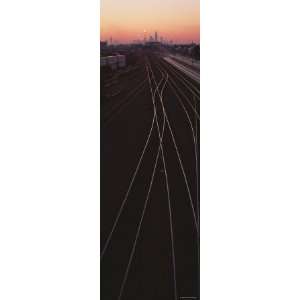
(104, 31, 189, 45)
(100, 0, 199, 44)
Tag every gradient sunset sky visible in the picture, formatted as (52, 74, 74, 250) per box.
(100, 0, 199, 44)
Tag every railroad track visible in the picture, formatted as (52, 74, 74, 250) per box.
(101, 52, 200, 300)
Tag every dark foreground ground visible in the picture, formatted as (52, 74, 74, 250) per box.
(101, 50, 200, 300)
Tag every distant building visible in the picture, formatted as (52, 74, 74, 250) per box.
(145, 41, 161, 48)
(132, 39, 143, 45)
(155, 31, 158, 41)
(100, 41, 108, 48)
(189, 45, 200, 60)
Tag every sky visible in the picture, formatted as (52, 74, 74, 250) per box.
(100, 0, 199, 44)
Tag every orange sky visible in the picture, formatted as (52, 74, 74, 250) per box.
(100, 0, 199, 43)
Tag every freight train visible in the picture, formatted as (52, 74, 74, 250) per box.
(100, 55, 126, 70)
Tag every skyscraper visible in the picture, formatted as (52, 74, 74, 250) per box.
(155, 31, 158, 41)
